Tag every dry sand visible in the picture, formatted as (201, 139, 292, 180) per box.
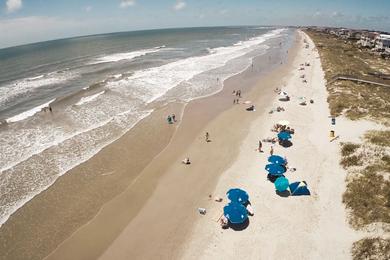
(177, 31, 363, 259)
(43, 34, 294, 260)
(1, 30, 363, 260)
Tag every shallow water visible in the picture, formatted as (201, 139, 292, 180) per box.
(0, 26, 293, 226)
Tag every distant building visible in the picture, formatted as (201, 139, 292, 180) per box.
(358, 32, 380, 48)
(375, 34, 390, 51)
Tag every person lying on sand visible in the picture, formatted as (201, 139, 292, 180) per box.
(246, 204, 254, 216)
(246, 105, 255, 111)
(182, 158, 191, 165)
(262, 137, 277, 143)
(220, 216, 229, 228)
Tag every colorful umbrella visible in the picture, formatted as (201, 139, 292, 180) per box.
(226, 188, 249, 204)
(278, 131, 291, 140)
(268, 155, 286, 165)
(265, 163, 286, 175)
(274, 177, 289, 192)
(223, 202, 248, 224)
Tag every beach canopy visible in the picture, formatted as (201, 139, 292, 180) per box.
(265, 163, 286, 175)
(268, 155, 286, 165)
(289, 181, 310, 196)
(274, 177, 289, 192)
(226, 188, 249, 204)
(278, 120, 290, 126)
(278, 131, 292, 140)
(279, 91, 288, 96)
(223, 202, 248, 224)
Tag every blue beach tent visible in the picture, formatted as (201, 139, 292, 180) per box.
(274, 177, 289, 192)
(265, 163, 286, 175)
(277, 131, 291, 140)
(223, 202, 248, 224)
(289, 181, 310, 196)
(268, 155, 286, 165)
(226, 188, 249, 204)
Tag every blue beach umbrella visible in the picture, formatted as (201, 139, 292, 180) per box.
(277, 131, 291, 140)
(274, 177, 289, 192)
(226, 188, 249, 204)
(268, 155, 286, 165)
(223, 202, 248, 224)
(265, 163, 287, 175)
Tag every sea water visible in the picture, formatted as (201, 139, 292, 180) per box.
(0, 26, 292, 226)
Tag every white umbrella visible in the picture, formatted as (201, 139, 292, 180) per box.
(278, 120, 290, 126)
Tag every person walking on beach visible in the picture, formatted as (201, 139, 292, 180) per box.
(205, 132, 209, 142)
(172, 114, 176, 122)
(270, 146, 274, 156)
(258, 140, 263, 153)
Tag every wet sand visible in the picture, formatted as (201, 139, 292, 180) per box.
(0, 33, 296, 260)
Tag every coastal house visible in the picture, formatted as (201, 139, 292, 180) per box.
(358, 32, 380, 48)
(375, 34, 390, 52)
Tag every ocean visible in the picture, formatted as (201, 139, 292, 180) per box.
(0, 26, 291, 226)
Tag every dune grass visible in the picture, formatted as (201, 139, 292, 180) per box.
(305, 30, 390, 125)
(306, 29, 390, 259)
(343, 167, 390, 228)
(352, 238, 390, 260)
(365, 131, 390, 147)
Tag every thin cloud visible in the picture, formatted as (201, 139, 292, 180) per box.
(173, 1, 186, 11)
(219, 9, 228, 15)
(85, 6, 92, 12)
(6, 0, 22, 13)
(120, 0, 136, 8)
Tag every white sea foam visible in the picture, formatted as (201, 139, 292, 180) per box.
(109, 29, 284, 104)
(0, 108, 153, 227)
(90, 47, 163, 65)
(6, 98, 56, 123)
(75, 91, 105, 106)
(0, 72, 74, 107)
(27, 74, 45, 81)
(0, 28, 288, 227)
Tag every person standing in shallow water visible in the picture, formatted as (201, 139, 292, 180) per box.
(172, 114, 176, 122)
(205, 132, 209, 142)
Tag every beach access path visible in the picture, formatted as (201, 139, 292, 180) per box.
(177, 31, 361, 259)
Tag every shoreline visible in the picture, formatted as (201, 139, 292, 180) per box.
(178, 30, 360, 259)
(0, 31, 294, 259)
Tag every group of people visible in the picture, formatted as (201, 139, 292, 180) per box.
(232, 89, 242, 104)
(182, 132, 210, 166)
(272, 124, 295, 134)
(167, 114, 176, 124)
(43, 106, 53, 113)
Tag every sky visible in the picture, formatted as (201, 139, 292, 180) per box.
(1, 0, 390, 49)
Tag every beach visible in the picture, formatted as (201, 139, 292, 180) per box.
(0, 28, 293, 259)
(0, 29, 365, 259)
(50, 30, 359, 259)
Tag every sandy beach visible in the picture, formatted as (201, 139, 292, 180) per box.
(48, 29, 361, 259)
(0, 29, 368, 260)
(178, 31, 363, 259)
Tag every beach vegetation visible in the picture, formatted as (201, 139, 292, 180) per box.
(340, 154, 363, 168)
(365, 131, 390, 147)
(352, 237, 390, 260)
(341, 143, 361, 157)
(343, 168, 390, 228)
(305, 30, 390, 126)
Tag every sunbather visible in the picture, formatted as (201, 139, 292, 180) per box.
(246, 204, 254, 216)
(220, 216, 229, 228)
(182, 158, 191, 164)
